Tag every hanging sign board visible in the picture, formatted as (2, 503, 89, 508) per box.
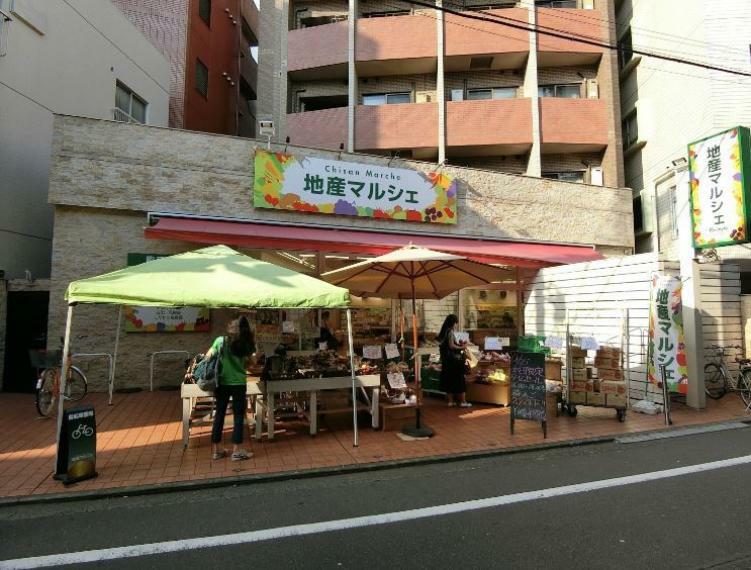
(510, 352, 547, 438)
(484, 337, 509, 350)
(544, 336, 564, 350)
(55, 405, 98, 485)
(580, 337, 600, 351)
(363, 345, 382, 360)
(385, 343, 400, 360)
(647, 274, 688, 394)
(254, 149, 458, 224)
(386, 372, 407, 390)
(688, 126, 751, 248)
(125, 254, 210, 333)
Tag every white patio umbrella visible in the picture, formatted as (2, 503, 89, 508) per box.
(322, 245, 511, 437)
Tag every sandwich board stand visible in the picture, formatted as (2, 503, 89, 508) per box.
(54, 405, 98, 485)
(510, 352, 547, 438)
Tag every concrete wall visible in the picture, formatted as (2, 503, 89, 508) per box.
(47, 115, 634, 390)
(0, 0, 170, 280)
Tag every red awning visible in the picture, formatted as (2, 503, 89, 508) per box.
(145, 217, 603, 268)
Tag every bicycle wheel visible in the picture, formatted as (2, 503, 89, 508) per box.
(64, 366, 88, 402)
(36, 368, 58, 417)
(704, 363, 727, 399)
(738, 370, 751, 407)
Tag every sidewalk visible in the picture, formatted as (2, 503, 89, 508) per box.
(0, 391, 746, 500)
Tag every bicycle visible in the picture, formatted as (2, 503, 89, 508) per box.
(704, 344, 751, 404)
(30, 344, 88, 417)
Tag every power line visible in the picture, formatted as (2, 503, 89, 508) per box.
(0, 228, 52, 242)
(399, 0, 751, 78)
(0, 79, 54, 113)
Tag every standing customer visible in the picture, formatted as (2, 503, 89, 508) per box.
(438, 314, 472, 408)
(208, 316, 256, 461)
(319, 311, 340, 350)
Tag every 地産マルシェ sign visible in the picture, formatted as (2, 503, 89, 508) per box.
(688, 126, 751, 249)
(647, 273, 687, 394)
(253, 149, 458, 224)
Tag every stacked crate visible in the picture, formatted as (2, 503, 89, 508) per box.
(568, 346, 588, 405)
(595, 346, 627, 408)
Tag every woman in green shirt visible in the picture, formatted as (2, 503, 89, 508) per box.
(208, 316, 256, 461)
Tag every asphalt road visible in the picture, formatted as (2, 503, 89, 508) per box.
(3, 425, 751, 569)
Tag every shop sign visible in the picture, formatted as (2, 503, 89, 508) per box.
(254, 149, 457, 224)
(125, 254, 210, 333)
(688, 126, 751, 248)
(647, 274, 688, 394)
(510, 352, 547, 438)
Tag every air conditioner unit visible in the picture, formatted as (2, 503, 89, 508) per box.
(415, 90, 435, 103)
(634, 189, 654, 236)
(586, 79, 599, 99)
(590, 166, 603, 186)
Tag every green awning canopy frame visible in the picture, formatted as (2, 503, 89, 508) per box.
(55, 246, 360, 470)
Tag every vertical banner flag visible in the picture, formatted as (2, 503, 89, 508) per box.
(688, 126, 751, 248)
(647, 274, 688, 394)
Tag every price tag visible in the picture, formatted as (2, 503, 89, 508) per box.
(282, 320, 295, 333)
(544, 336, 564, 349)
(386, 372, 407, 389)
(363, 345, 382, 360)
(484, 337, 509, 350)
(385, 343, 400, 360)
(454, 331, 469, 343)
(318, 342, 328, 351)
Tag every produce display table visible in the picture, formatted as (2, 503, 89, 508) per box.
(180, 379, 262, 449)
(261, 374, 381, 440)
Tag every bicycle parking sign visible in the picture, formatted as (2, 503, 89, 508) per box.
(55, 405, 97, 485)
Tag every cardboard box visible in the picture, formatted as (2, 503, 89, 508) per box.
(466, 381, 510, 406)
(571, 380, 588, 391)
(571, 357, 586, 369)
(569, 390, 586, 404)
(546, 391, 560, 415)
(545, 359, 562, 381)
(599, 368, 624, 381)
(600, 381, 627, 395)
(572, 368, 587, 382)
(569, 347, 586, 358)
(598, 346, 622, 359)
(585, 380, 596, 393)
(587, 392, 606, 406)
(594, 357, 612, 369)
(606, 393, 628, 407)
(379, 403, 417, 431)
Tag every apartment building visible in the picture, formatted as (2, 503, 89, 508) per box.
(113, 0, 259, 136)
(0, 0, 170, 391)
(258, 0, 624, 187)
(617, 0, 751, 255)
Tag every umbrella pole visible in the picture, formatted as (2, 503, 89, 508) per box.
(346, 308, 359, 447)
(54, 304, 74, 474)
(109, 305, 122, 405)
(403, 293, 434, 438)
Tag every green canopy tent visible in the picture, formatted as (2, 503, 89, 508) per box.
(56, 245, 360, 467)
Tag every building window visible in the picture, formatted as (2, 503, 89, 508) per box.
(622, 110, 638, 150)
(361, 10, 410, 17)
(618, 28, 633, 70)
(196, 59, 209, 98)
(114, 82, 147, 123)
(362, 92, 411, 105)
(199, 0, 211, 26)
(538, 84, 581, 98)
(542, 171, 585, 183)
(535, 0, 578, 7)
(669, 185, 679, 239)
(466, 87, 517, 100)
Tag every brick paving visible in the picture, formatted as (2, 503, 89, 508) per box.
(0, 391, 747, 498)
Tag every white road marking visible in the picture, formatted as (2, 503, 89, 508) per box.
(616, 422, 748, 444)
(4, 453, 751, 569)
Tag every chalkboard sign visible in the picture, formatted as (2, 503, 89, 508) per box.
(55, 405, 98, 485)
(510, 352, 547, 438)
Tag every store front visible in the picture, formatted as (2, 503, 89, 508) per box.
(45, 115, 634, 397)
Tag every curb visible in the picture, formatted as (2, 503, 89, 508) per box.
(2, 417, 748, 507)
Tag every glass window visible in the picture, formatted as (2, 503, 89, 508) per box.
(362, 93, 410, 105)
(539, 84, 581, 98)
(492, 87, 516, 99)
(669, 186, 679, 239)
(467, 89, 492, 100)
(535, 0, 578, 7)
(114, 82, 148, 124)
(199, 0, 211, 26)
(623, 111, 638, 149)
(538, 85, 555, 98)
(542, 171, 585, 183)
(618, 28, 633, 69)
(451, 89, 464, 101)
(196, 59, 209, 98)
(362, 94, 387, 106)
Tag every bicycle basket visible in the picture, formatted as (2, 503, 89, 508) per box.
(28, 350, 63, 369)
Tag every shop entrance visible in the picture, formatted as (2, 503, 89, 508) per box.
(2, 291, 49, 393)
